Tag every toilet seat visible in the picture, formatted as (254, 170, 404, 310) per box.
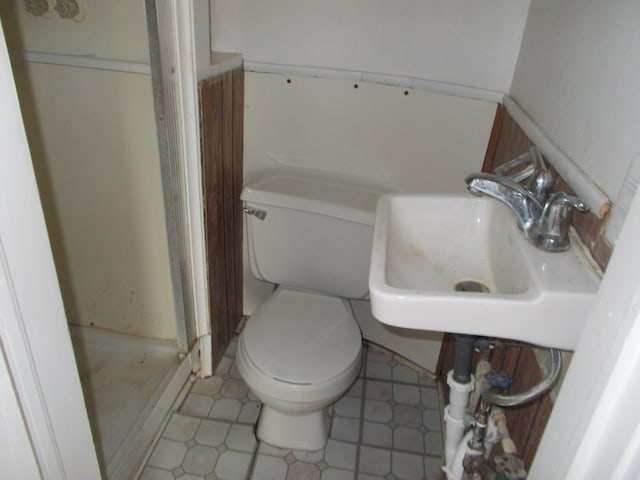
(242, 288, 361, 385)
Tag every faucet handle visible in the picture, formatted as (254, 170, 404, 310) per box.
(532, 192, 590, 251)
(494, 147, 555, 203)
(493, 148, 539, 182)
(551, 193, 589, 212)
(528, 167, 554, 204)
(523, 148, 555, 203)
(493, 147, 545, 182)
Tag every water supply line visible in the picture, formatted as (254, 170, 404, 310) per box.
(491, 407, 516, 457)
(467, 340, 493, 415)
(462, 348, 563, 479)
(462, 370, 513, 479)
(462, 398, 494, 478)
(482, 348, 563, 407)
(444, 345, 564, 480)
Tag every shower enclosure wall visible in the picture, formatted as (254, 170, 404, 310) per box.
(1, 2, 197, 478)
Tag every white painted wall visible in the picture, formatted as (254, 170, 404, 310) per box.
(508, 1, 640, 474)
(352, 300, 443, 374)
(3, 1, 177, 339)
(244, 72, 496, 194)
(529, 156, 640, 480)
(242, 72, 494, 370)
(212, 4, 529, 363)
(211, 0, 530, 94)
(510, 0, 640, 202)
(222, 1, 517, 369)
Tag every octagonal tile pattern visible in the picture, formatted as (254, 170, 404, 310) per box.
(139, 337, 443, 480)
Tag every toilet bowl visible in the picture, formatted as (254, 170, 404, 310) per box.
(236, 287, 362, 450)
(237, 173, 380, 450)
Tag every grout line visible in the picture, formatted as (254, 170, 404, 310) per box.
(246, 402, 265, 479)
(367, 340, 439, 382)
(245, 441, 260, 480)
(361, 375, 434, 388)
(353, 344, 369, 479)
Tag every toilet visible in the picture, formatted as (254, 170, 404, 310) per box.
(236, 173, 380, 450)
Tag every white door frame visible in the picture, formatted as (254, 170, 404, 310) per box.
(0, 21, 101, 479)
(530, 190, 640, 477)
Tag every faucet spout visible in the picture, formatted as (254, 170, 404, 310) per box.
(465, 173, 543, 233)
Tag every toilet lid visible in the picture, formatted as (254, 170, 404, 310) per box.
(242, 288, 361, 384)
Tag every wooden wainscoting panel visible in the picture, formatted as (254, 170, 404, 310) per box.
(492, 342, 520, 377)
(481, 104, 505, 173)
(232, 68, 244, 336)
(522, 393, 554, 467)
(485, 108, 612, 270)
(200, 75, 228, 367)
(502, 348, 544, 457)
(199, 67, 244, 368)
(484, 109, 534, 174)
(221, 72, 238, 346)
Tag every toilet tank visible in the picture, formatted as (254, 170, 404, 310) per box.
(241, 174, 382, 299)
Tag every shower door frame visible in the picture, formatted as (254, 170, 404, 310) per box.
(146, 0, 213, 373)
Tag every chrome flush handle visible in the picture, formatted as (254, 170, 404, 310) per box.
(243, 204, 267, 220)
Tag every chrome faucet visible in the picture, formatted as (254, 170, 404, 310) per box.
(465, 172, 543, 232)
(531, 191, 589, 251)
(493, 147, 554, 204)
(465, 149, 589, 252)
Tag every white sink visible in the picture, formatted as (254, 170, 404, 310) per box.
(368, 194, 601, 350)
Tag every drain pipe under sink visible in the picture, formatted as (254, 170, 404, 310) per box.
(444, 335, 477, 473)
(454, 347, 563, 480)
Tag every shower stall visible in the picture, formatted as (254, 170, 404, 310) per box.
(0, 1, 205, 478)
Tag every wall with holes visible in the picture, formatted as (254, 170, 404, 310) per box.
(211, 0, 531, 94)
(241, 72, 495, 374)
(241, 71, 496, 306)
(226, 4, 509, 370)
(211, 0, 525, 192)
(243, 72, 496, 192)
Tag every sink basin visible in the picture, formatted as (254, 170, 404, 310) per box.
(368, 194, 601, 350)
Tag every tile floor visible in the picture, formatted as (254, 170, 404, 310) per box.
(139, 337, 444, 480)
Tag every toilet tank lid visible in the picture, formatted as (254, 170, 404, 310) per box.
(241, 174, 383, 225)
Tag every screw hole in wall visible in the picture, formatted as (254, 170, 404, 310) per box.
(353, 83, 359, 89)
(286, 78, 292, 84)
(404, 90, 409, 96)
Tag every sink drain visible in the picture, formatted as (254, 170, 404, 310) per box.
(454, 280, 490, 293)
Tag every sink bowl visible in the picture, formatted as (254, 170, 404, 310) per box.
(368, 194, 601, 350)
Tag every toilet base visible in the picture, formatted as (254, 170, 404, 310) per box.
(257, 405, 330, 451)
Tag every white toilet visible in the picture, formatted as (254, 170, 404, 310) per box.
(236, 173, 379, 450)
